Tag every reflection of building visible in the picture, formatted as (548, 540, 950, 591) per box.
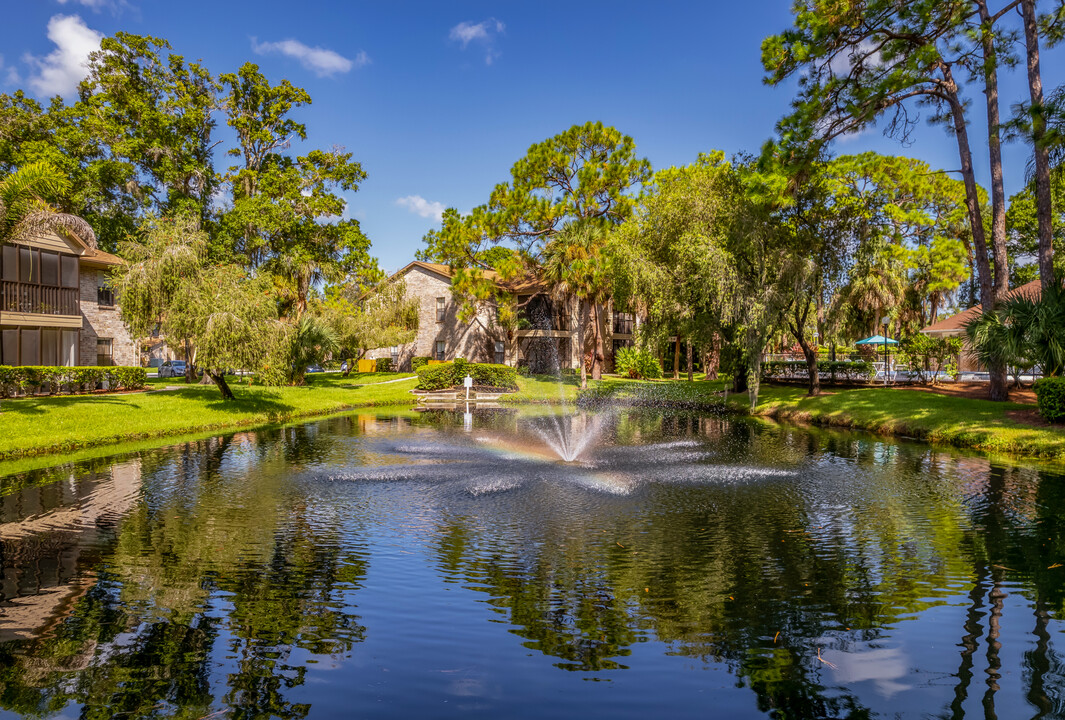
(1, 226, 136, 367)
(365, 261, 636, 373)
(0, 459, 142, 642)
(920, 280, 1040, 373)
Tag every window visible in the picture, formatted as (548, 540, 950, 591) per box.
(390, 345, 399, 365)
(97, 337, 113, 366)
(494, 340, 505, 365)
(61, 255, 79, 288)
(1, 245, 15, 282)
(97, 272, 115, 307)
(1, 329, 17, 366)
(436, 297, 446, 323)
(435, 340, 445, 361)
(20, 328, 39, 366)
(40, 252, 59, 287)
(613, 311, 634, 335)
(19, 247, 38, 284)
(62, 330, 78, 366)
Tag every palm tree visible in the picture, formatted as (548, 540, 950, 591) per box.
(0, 162, 96, 247)
(965, 280, 1065, 388)
(837, 239, 906, 335)
(542, 224, 610, 388)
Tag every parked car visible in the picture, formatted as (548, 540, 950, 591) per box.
(159, 360, 188, 378)
(340, 361, 348, 373)
(307, 365, 325, 374)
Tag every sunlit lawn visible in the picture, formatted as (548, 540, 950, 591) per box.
(0, 372, 417, 460)
(736, 385, 1065, 458)
(5, 369, 1063, 462)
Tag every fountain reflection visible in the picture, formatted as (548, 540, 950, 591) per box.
(0, 409, 1063, 718)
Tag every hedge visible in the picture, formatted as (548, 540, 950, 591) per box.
(0, 366, 147, 398)
(416, 358, 519, 392)
(411, 356, 431, 372)
(1034, 377, 1065, 423)
(762, 360, 876, 382)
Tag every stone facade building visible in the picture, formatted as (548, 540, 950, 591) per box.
(365, 261, 635, 372)
(1, 226, 136, 367)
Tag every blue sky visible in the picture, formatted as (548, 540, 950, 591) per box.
(2, 0, 1063, 272)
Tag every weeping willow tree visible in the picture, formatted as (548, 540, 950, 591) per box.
(320, 278, 419, 373)
(112, 215, 284, 399)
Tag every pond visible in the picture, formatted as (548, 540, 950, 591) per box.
(1, 406, 1064, 719)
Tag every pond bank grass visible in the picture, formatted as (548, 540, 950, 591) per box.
(0, 373, 417, 461)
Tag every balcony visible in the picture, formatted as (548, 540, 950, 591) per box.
(1, 281, 80, 316)
(518, 295, 569, 332)
(613, 313, 634, 335)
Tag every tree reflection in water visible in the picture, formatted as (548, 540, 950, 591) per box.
(0, 409, 1063, 719)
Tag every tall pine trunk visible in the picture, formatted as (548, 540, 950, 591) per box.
(686, 338, 694, 382)
(1022, 0, 1055, 289)
(578, 299, 588, 389)
(942, 64, 1008, 401)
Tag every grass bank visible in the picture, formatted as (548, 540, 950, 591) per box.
(0, 372, 418, 461)
(585, 377, 1065, 459)
(6, 370, 1064, 463)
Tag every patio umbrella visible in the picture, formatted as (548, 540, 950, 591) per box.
(855, 335, 899, 385)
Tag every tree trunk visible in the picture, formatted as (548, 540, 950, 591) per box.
(977, 1, 1010, 301)
(590, 301, 603, 380)
(1022, 0, 1055, 290)
(686, 338, 694, 382)
(788, 302, 819, 396)
(704, 335, 720, 380)
(184, 338, 195, 383)
(672, 336, 680, 380)
(578, 299, 588, 389)
(207, 369, 235, 400)
(942, 65, 1008, 401)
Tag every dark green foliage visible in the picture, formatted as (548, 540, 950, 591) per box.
(897, 334, 963, 384)
(375, 358, 392, 372)
(0, 366, 146, 397)
(614, 347, 664, 379)
(761, 361, 875, 382)
(411, 356, 431, 372)
(1034, 377, 1065, 422)
(415, 360, 518, 391)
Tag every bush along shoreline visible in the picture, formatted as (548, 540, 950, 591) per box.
(0, 366, 147, 398)
(415, 358, 519, 391)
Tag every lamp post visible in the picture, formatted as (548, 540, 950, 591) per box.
(881, 315, 890, 385)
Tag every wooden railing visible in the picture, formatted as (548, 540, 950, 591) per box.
(1, 280, 79, 315)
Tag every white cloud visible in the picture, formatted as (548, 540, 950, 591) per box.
(449, 19, 505, 65)
(25, 15, 103, 97)
(396, 195, 446, 222)
(251, 38, 368, 77)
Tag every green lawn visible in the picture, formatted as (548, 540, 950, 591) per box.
(5, 370, 1064, 463)
(0, 372, 417, 460)
(736, 385, 1065, 458)
(581, 376, 1065, 459)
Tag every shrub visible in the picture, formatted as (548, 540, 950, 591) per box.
(375, 357, 393, 372)
(411, 356, 431, 372)
(1034, 377, 1065, 423)
(416, 361, 519, 391)
(897, 334, 962, 384)
(0, 366, 144, 397)
(614, 346, 663, 379)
